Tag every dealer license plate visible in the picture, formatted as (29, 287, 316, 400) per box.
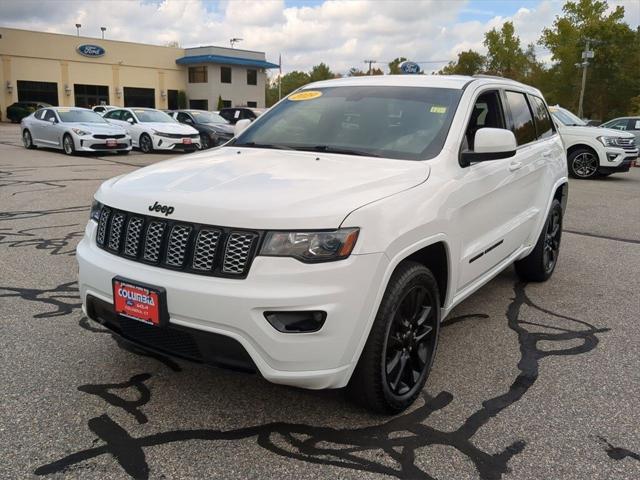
(182, 138, 192, 144)
(106, 139, 117, 147)
(112, 277, 168, 326)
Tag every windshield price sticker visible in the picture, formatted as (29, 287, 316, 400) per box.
(430, 106, 447, 114)
(289, 91, 323, 101)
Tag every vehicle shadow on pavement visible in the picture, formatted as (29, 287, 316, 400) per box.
(32, 275, 611, 480)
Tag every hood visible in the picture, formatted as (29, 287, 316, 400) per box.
(201, 123, 234, 135)
(142, 122, 198, 135)
(96, 147, 430, 229)
(560, 124, 635, 139)
(69, 122, 126, 134)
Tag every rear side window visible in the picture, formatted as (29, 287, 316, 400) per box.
(34, 110, 45, 120)
(529, 96, 554, 139)
(104, 110, 121, 120)
(505, 91, 536, 146)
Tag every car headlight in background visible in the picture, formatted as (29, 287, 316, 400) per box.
(151, 130, 173, 138)
(89, 199, 103, 222)
(597, 136, 626, 147)
(72, 128, 91, 136)
(260, 228, 359, 262)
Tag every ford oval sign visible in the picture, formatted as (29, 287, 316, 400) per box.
(77, 44, 105, 57)
(399, 61, 421, 74)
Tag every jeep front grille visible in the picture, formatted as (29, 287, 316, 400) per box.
(95, 205, 260, 278)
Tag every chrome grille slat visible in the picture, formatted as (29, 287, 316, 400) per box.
(96, 207, 111, 246)
(107, 212, 126, 251)
(192, 229, 221, 271)
(143, 221, 166, 263)
(223, 232, 257, 274)
(165, 225, 192, 267)
(94, 205, 259, 278)
(124, 217, 144, 257)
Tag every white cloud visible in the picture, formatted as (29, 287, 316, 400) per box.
(0, 0, 638, 76)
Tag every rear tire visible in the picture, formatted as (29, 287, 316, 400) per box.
(23, 129, 36, 149)
(348, 261, 440, 414)
(200, 134, 211, 150)
(568, 148, 599, 179)
(515, 199, 563, 282)
(62, 134, 76, 155)
(139, 133, 153, 153)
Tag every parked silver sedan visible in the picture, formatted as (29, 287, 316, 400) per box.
(21, 107, 132, 155)
(600, 116, 640, 143)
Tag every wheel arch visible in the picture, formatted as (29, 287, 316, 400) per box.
(567, 143, 601, 163)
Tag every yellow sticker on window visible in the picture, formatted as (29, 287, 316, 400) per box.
(430, 106, 447, 114)
(289, 90, 323, 101)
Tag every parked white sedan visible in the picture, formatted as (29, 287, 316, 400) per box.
(21, 107, 132, 155)
(103, 107, 200, 153)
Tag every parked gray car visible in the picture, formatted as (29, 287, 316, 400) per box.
(600, 116, 640, 143)
(21, 107, 132, 155)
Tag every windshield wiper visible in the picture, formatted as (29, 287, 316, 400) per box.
(303, 145, 380, 157)
(236, 142, 296, 151)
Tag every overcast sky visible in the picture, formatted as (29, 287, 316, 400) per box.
(1, 0, 638, 75)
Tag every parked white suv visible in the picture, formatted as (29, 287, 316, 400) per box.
(549, 105, 638, 178)
(77, 75, 568, 413)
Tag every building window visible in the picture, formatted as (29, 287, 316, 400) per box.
(247, 101, 257, 108)
(74, 84, 109, 108)
(221, 67, 232, 84)
(123, 87, 155, 108)
(188, 66, 208, 83)
(247, 69, 257, 85)
(17, 80, 59, 106)
(222, 99, 232, 108)
(189, 99, 208, 110)
(167, 90, 178, 110)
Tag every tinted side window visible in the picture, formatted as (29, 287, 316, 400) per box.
(177, 112, 192, 123)
(43, 109, 57, 122)
(631, 119, 640, 131)
(529, 96, 554, 139)
(122, 111, 134, 122)
(34, 109, 45, 120)
(505, 91, 536, 146)
(104, 110, 121, 120)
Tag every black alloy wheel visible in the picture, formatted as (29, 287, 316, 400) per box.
(23, 129, 36, 149)
(542, 204, 562, 274)
(384, 284, 438, 396)
(139, 133, 153, 153)
(63, 134, 75, 155)
(568, 149, 598, 178)
(200, 134, 211, 149)
(348, 261, 441, 414)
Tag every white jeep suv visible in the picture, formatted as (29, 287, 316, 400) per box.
(549, 105, 638, 178)
(77, 75, 568, 413)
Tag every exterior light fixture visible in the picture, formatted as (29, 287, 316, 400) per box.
(160, 90, 167, 98)
(75, 23, 81, 36)
(100, 27, 106, 39)
(115, 87, 122, 98)
(64, 84, 72, 96)
(6, 81, 13, 94)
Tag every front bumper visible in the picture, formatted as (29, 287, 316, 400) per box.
(77, 221, 387, 389)
(152, 134, 201, 151)
(599, 146, 638, 172)
(75, 135, 132, 152)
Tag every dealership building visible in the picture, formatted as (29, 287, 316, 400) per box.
(0, 27, 279, 119)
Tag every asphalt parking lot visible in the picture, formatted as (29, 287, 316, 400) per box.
(1, 122, 638, 480)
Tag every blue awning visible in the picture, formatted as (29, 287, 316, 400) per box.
(176, 54, 279, 69)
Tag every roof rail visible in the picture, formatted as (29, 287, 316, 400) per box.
(472, 74, 510, 80)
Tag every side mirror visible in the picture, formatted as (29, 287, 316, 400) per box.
(460, 128, 517, 167)
(234, 119, 251, 137)
(126, 117, 135, 124)
(49, 118, 56, 124)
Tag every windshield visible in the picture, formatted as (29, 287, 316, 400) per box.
(549, 107, 586, 126)
(134, 110, 175, 123)
(57, 109, 107, 123)
(234, 86, 462, 160)
(191, 111, 228, 124)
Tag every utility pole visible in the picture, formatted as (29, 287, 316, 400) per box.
(278, 53, 282, 101)
(577, 37, 600, 119)
(364, 59, 376, 75)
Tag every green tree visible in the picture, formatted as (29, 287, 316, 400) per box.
(216, 95, 224, 110)
(388, 57, 408, 74)
(540, 0, 640, 119)
(439, 50, 486, 75)
(308, 63, 334, 82)
(177, 90, 188, 109)
(483, 21, 530, 80)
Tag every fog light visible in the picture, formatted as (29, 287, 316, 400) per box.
(607, 153, 618, 162)
(264, 311, 327, 333)
(158, 139, 163, 146)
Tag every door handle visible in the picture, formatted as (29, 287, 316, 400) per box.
(542, 151, 552, 158)
(509, 161, 523, 171)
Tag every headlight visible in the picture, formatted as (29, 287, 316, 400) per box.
(89, 199, 103, 222)
(597, 136, 624, 147)
(151, 130, 171, 137)
(72, 128, 90, 136)
(260, 228, 359, 262)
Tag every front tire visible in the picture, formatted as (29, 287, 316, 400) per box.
(139, 133, 153, 153)
(62, 134, 76, 155)
(348, 261, 440, 414)
(23, 129, 36, 149)
(515, 199, 563, 282)
(568, 148, 599, 179)
(200, 134, 211, 150)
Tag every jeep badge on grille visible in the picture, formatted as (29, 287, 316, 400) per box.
(148, 201, 175, 216)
